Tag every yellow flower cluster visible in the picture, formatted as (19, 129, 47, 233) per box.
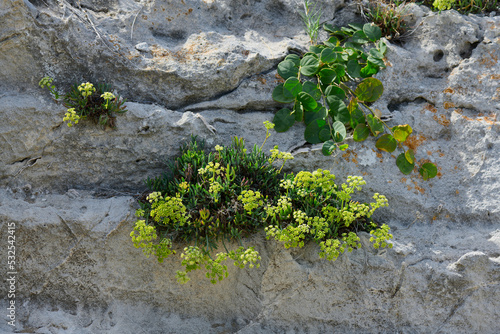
(238, 190, 264, 214)
(78, 82, 95, 97)
(63, 108, 81, 127)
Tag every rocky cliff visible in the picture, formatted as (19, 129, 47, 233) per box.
(1, 1, 499, 333)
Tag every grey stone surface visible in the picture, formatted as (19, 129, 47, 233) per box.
(0, 0, 499, 333)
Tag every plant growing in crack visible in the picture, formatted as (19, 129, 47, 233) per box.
(39, 76, 127, 129)
(131, 124, 393, 284)
(271, 22, 437, 180)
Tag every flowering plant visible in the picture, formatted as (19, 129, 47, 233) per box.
(39, 77, 127, 128)
(131, 123, 393, 284)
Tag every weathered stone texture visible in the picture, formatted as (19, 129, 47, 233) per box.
(0, 0, 499, 332)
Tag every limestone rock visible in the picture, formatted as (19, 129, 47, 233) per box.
(0, 1, 499, 333)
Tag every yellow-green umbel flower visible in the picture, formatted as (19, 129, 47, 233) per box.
(101, 92, 115, 109)
(78, 82, 95, 97)
(63, 108, 81, 127)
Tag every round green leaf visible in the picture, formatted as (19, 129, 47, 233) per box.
(369, 48, 384, 59)
(419, 163, 438, 181)
(353, 124, 370, 142)
(405, 149, 415, 164)
(310, 45, 325, 55)
(300, 55, 320, 76)
(325, 85, 346, 100)
(350, 30, 369, 44)
(304, 105, 327, 125)
(297, 91, 318, 111)
(396, 153, 415, 175)
(319, 68, 337, 86)
(285, 54, 301, 67)
(347, 59, 362, 78)
(277, 60, 298, 80)
(320, 48, 337, 64)
(360, 63, 379, 78)
(348, 98, 365, 128)
(272, 83, 294, 103)
(363, 23, 382, 42)
(375, 134, 398, 153)
(304, 119, 327, 144)
(332, 121, 346, 143)
(393, 124, 413, 142)
(378, 40, 387, 55)
(273, 108, 295, 132)
(366, 114, 384, 136)
(333, 64, 346, 77)
(326, 96, 349, 124)
(284, 77, 303, 98)
(319, 127, 331, 142)
(355, 78, 384, 102)
(322, 140, 337, 156)
(293, 102, 304, 122)
(368, 56, 385, 68)
(324, 36, 339, 48)
(302, 81, 321, 100)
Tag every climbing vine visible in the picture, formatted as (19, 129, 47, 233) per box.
(271, 22, 437, 180)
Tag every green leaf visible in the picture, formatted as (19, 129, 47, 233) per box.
(350, 30, 369, 44)
(378, 40, 387, 55)
(319, 127, 331, 142)
(319, 68, 337, 86)
(347, 59, 362, 78)
(320, 48, 337, 64)
(300, 55, 320, 76)
(325, 85, 346, 100)
(272, 83, 294, 103)
(273, 108, 295, 132)
(360, 63, 379, 77)
(375, 134, 397, 153)
(285, 54, 301, 67)
(348, 99, 365, 128)
(369, 48, 384, 59)
(322, 140, 336, 156)
(355, 78, 384, 102)
(324, 36, 339, 48)
(419, 163, 438, 180)
(339, 144, 349, 151)
(293, 101, 304, 122)
(277, 60, 298, 80)
(332, 63, 346, 77)
(396, 153, 415, 175)
(309, 45, 325, 55)
(323, 23, 339, 34)
(304, 119, 327, 144)
(393, 124, 413, 142)
(297, 91, 318, 111)
(367, 56, 385, 68)
(326, 96, 349, 124)
(332, 121, 346, 142)
(353, 124, 370, 142)
(363, 23, 382, 42)
(283, 77, 303, 98)
(349, 23, 364, 31)
(304, 105, 327, 125)
(405, 149, 415, 164)
(302, 81, 321, 100)
(366, 114, 384, 136)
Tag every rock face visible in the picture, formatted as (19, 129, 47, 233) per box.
(0, 0, 499, 333)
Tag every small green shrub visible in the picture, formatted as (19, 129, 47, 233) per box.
(363, 1, 410, 40)
(131, 124, 393, 284)
(271, 22, 437, 179)
(39, 77, 127, 128)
